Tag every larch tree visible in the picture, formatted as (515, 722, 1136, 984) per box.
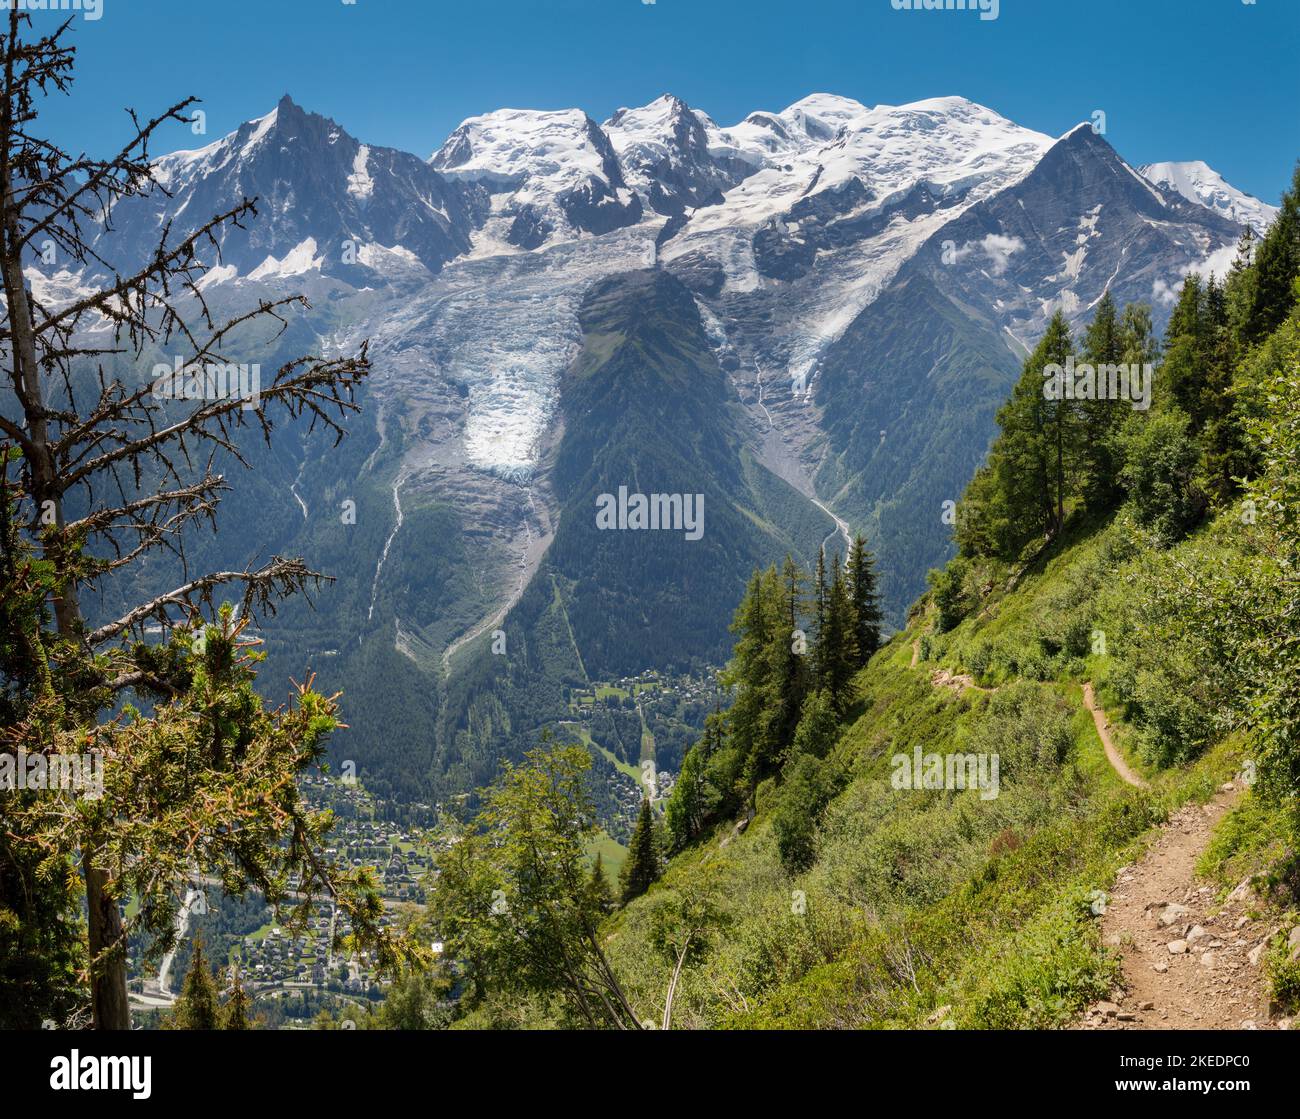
(0, 12, 416, 1029)
(620, 796, 661, 905)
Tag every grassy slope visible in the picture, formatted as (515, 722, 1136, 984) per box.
(604, 509, 1287, 1029)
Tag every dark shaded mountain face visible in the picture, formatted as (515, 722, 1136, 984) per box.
(548, 269, 830, 674)
(813, 271, 1021, 614)
(435, 268, 833, 796)
(61, 92, 1270, 805)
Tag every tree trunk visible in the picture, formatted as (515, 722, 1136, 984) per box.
(83, 852, 130, 1029)
(661, 932, 692, 1030)
(3, 167, 130, 1029)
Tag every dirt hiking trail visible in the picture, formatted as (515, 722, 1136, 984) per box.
(906, 641, 1293, 1030)
(1083, 682, 1148, 789)
(1080, 782, 1290, 1031)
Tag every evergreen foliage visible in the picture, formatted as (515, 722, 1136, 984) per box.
(620, 799, 661, 905)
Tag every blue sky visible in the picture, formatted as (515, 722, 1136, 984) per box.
(34, 0, 1300, 203)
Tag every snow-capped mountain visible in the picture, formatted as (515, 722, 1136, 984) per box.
(722, 93, 870, 161)
(69, 90, 1273, 805)
(430, 107, 642, 250)
(659, 95, 1059, 392)
(916, 126, 1245, 335)
(1140, 160, 1278, 236)
(79, 89, 1264, 508)
(95, 94, 484, 283)
(603, 94, 758, 217)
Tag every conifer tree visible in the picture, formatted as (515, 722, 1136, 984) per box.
(172, 939, 219, 1030)
(429, 746, 643, 1028)
(724, 571, 769, 780)
(620, 799, 660, 905)
(815, 545, 828, 632)
(1078, 290, 1125, 508)
(847, 535, 883, 665)
(819, 555, 859, 715)
(222, 964, 251, 1030)
(1119, 302, 1159, 369)
(665, 712, 726, 850)
(995, 312, 1074, 552)
(1041, 311, 1079, 535)
(1225, 226, 1259, 344)
(956, 312, 1083, 558)
(1243, 162, 1300, 345)
(0, 13, 406, 1028)
(771, 555, 810, 755)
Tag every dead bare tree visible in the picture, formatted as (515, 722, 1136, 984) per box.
(0, 12, 400, 1028)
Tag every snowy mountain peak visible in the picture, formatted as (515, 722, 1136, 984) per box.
(105, 96, 481, 282)
(431, 107, 618, 184)
(1139, 160, 1278, 234)
(782, 93, 871, 134)
(430, 107, 640, 248)
(604, 94, 758, 216)
(606, 93, 691, 128)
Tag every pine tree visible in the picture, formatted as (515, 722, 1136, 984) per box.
(429, 745, 643, 1028)
(1243, 162, 1300, 345)
(222, 964, 251, 1030)
(1225, 226, 1259, 345)
(1200, 274, 1244, 500)
(724, 571, 768, 779)
(1079, 290, 1125, 508)
(847, 535, 883, 665)
(1041, 312, 1079, 535)
(1159, 270, 1242, 506)
(0, 17, 385, 1029)
(699, 703, 724, 761)
(814, 547, 828, 644)
(723, 567, 782, 781)
(1119, 302, 1159, 369)
(958, 312, 1088, 559)
(664, 726, 724, 851)
(819, 555, 859, 715)
(172, 939, 219, 1030)
(987, 312, 1074, 555)
(620, 799, 660, 905)
(772, 555, 810, 755)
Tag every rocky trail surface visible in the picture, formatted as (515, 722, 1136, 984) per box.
(1080, 784, 1293, 1031)
(908, 646, 1295, 1031)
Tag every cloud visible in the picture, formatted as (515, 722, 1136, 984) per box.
(949, 233, 1025, 276)
(1152, 242, 1241, 306)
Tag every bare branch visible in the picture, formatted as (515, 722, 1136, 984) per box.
(86, 556, 331, 646)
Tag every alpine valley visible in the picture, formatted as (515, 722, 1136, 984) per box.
(67, 90, 1275, 813)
